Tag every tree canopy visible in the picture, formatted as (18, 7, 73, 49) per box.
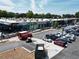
(75, 12, 79, 18)
(0, 10, 78, 18)
(62, 14, 75, 18)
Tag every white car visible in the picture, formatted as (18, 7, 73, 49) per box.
(43, 39, 52, 42)
(65, 33, 76, 41)
(55, 32, 66, 37)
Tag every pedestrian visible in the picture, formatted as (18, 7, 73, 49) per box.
(14, 48, 16, 51)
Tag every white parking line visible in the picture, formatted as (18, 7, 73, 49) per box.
(0, 36, 20, 42)
(21, 47, 32, 53)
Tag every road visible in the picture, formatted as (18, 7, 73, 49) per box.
(0, 29, 62, 53)
(33, 29, 62, 39)
(0, 41, 35, 52)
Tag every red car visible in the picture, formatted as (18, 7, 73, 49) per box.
(54, 40, 67, 48)
(17, 31, 33, 41)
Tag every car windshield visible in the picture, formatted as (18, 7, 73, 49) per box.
(46, 35, 50, 39)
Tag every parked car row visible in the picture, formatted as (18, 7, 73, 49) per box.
(53, 25, 79, 47)
(43, 34, 58, 42)
(64, 25, 79, 36)
(43, 32, 76, 48)
(0, 32, 17, 40)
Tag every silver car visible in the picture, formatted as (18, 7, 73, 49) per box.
(65, 33, 76, 41)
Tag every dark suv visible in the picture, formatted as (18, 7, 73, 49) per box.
(35, 44, 47, 59)
(45, 34, 58, 40)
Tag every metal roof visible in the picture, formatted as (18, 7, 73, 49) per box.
(0, 18, 78, 24)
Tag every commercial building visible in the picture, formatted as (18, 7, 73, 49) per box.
(0, 18, 78, 33)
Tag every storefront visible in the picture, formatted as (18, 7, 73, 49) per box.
(0, 18, 77, 33)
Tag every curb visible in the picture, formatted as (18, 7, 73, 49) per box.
(0, 40, 8, 43)
(33, 29, 53, 34)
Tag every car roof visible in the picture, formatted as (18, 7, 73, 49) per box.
(38, 46, 44, 50)
(19, 31, 28, 33)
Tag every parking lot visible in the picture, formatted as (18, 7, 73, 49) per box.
(33, 29, 62, 39)
(33, 28, 79, 59)
(52, 37, 79, 59)
(0, 28, 79, 59)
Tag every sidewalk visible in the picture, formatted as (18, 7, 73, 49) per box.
(0, 40, 8, 43)
(0, 36, 20, 43)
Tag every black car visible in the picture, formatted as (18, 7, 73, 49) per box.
(45, 34, 58, 41)
(65, 28, 79, 36)
(64, 37, 72, 43)
(65, 29, 75, 33)
(70, 30, 79, 36)
(75, 29, 79, 36)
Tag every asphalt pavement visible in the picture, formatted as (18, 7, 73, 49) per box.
(52, 37, 79, 59)
(33, 29, 79, 59)
(0, 28, 79, 59)
(33, 29, 62, 39)
(0, 41, 35, 53)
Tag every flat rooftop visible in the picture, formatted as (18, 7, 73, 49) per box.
(0, 47, 35, 59)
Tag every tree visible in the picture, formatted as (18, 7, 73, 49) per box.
(40, 14, 44, 18)
(62, 14, 75, 18)
(7, 12, 16, 18)
(45, 13, 51, 18)
(53, 21, 59, 28)
(0, 10, 3, 17)
(26, 10, 33, 18)
(0, 10, 7, 18)
(75, 12, 79, 18)
(1, 9, 77, 19)
(15, 13, 26, 18)
(33, 13, 39, 18)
